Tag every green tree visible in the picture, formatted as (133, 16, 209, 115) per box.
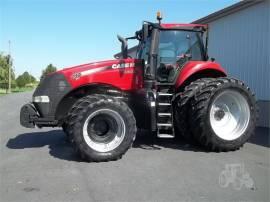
(16, 71, 36, 88)
(40, 64, 57, 80)
(0, 53, 15, 92)
(30, 75, 36, 83)
(16, 75, 26, 88)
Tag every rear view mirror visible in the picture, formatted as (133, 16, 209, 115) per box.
(143, 24, 149, 40)
(117, 35, 128, 59)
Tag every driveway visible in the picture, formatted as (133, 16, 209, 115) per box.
(0, 91, 269, 202)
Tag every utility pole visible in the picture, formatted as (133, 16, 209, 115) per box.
(7, 40, 11, 94)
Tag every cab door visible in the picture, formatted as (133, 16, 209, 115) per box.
(157, 30, 205, 83)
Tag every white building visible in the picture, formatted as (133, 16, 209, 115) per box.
(194, 0, 269, 127)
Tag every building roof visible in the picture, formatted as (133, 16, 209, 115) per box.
(193, 0, 264, 24)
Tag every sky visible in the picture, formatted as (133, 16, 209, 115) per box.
(0, 0, 239, 79)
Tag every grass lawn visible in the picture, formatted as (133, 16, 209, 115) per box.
(0, 87, 34, 96)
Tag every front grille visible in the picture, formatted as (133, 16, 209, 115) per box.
(33, 73, 71, 118)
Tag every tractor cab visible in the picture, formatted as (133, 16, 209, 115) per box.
(118, 12, 208, 84)
(117, 13, 211, 137)
(138, 25, 207, 83)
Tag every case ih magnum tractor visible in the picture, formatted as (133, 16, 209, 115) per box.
(20, 14, 256, 162)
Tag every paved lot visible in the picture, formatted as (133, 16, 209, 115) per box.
(0, 91, 269, 202)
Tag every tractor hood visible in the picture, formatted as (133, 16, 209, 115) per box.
(59, 59, 122, 72)
(57, 58, 143, 90)
(32, 58, 143, 120)
(58, 58, 137, 78)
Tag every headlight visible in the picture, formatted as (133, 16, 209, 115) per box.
(33, 96, 50, 103)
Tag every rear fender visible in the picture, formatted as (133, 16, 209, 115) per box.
(175, 61, 227, 89)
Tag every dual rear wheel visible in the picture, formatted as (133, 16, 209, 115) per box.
(175, 77, 257, 151)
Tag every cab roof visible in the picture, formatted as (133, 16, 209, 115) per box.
(160, 23, 207, 29)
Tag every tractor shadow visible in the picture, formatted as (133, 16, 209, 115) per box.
(6, 129, 204, 162)
(132, 130, 206, 152)
(6, 130, 83, 162)
(6, 127, 269, 162)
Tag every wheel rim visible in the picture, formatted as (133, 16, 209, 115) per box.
(83, 109, 125, 152)
(209, 90, 250, 141)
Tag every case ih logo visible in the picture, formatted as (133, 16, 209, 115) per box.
(112, 63, 135, 69)
(71, 72, 82, 80)
(71, 63, 135, 80)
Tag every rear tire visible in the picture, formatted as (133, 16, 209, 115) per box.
(174, 78, 213, 141)
(67, 95, 136, 162)
(189, 77, 257, 151)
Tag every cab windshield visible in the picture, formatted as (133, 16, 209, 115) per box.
(136, 29, 205, 83)
(157, 30, 205, 82)
(137, 30, 205, 63)
(159, 30, 204, 64)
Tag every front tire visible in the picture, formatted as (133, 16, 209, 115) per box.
(68, 95, 136, 162)
(189, 78, 257, 151)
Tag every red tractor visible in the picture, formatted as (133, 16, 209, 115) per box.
(20, 14, 257, 162)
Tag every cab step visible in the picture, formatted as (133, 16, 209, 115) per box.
(157, 92, 173, 96)
(158, 103, 171, 106)
(157, 123, 172, 127)
(156, 89, 175, 138)
(158, 113, 172, 117)
(157, 134, 175, 138)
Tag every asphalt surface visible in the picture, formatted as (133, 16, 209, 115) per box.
(0, 91, 269, 202)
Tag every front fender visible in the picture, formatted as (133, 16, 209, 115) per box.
(175, 61, 227, 88)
